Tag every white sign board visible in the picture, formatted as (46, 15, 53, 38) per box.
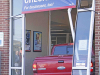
(0, 32, 4, 46)
(79, 40, 87, 50)
(76, 60, 85, 67)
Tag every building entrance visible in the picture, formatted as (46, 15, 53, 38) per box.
(9, 0, 95, 75)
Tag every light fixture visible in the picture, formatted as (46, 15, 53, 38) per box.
(51, 30, 64, 31)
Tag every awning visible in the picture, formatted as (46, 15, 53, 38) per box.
(22, 0, 76, 14)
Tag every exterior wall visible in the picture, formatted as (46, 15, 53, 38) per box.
(0, 0, 9, 75)
(95, 0, 100, 75)
(25, 12, 49, 75)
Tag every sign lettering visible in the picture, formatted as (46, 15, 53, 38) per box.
(22, 0, 76, 14)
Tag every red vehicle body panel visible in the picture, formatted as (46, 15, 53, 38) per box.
(33, 43, 94, 75)
(34, 55, 72, 75)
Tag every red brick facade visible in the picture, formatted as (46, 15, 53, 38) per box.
(0, 0, 9, 75)
(95, 0, 100, 75)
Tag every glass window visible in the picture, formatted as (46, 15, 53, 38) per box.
(51, 37, 56, 40)
(11, 18, 22, 67)
(73, 70, 87, 75)
(11, 69, 22, 75)
(57, 37, 66, 44)
(69, 35, 73, 43)
(78, 0, 93, 9)
(13, 0, 22, 16)
(54, 46, 67, 55)
(73, 11, 91, 68)
(51, 41, 56, 46)
(67, 46, 73, 55)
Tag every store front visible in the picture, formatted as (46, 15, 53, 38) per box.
(8, 0, 96, 75)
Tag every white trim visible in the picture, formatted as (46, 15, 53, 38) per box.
(68, 8, 75, 42)
(87, 0, 95, 74)
(72, 67, 87, 69)
(87, 11, 95, 75)
(78, 8, 93, 12)
(9, 0, 23, 75)
(11, 15, 23, 18)
(11, 67, 22, 69)
(22, 14, 26, 75)
(9, 0, 12, 75)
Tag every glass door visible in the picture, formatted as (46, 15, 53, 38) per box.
(11, 17, 22, 75)
(9, 15, 25, 75)
(72, 0, 95, 75)
(9, 0, 25, 75)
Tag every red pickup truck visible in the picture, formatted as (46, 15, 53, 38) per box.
(33, 43, 95, 75)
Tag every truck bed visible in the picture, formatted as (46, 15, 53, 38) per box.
(34, 55, 72, 75)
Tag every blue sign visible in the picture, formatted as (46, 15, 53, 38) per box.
(22, 0, 76, 14)
(0, 40, 1, 45)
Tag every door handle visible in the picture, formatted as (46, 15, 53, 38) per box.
(58, 60, 64, 63)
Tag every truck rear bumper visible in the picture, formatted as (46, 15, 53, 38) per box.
(34, 72, 93, 75)
(34, 73, 71, 75)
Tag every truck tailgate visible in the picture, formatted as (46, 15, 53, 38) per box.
(36, 55, 72, 75)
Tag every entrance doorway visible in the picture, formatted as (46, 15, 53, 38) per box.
(50, 9, 77, 49)
(9, 9, 77, 75)
(9, 2, 95, 75)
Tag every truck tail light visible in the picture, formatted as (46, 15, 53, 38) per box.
(68, 43, 73, 45)
(33, 64, 37, 73)
(90, 62, 93, 72)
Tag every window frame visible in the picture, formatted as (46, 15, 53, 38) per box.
(72, 0, 95, 75)
(9, 0, 25, 75)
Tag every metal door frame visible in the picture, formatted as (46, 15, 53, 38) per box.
(9, 0, 25, 74)
(68, 0, 95, 75)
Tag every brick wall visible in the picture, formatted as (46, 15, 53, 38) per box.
(95, 0, 100, 75)
(0, 0, 9, 75)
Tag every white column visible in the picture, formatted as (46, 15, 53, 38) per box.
(22, 14, 26, 75)
(68, 8, 75, 42)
